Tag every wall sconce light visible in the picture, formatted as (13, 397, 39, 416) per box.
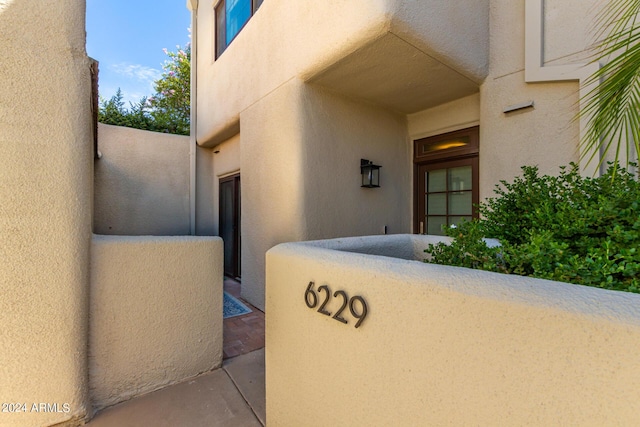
(360, 159, 381, 188)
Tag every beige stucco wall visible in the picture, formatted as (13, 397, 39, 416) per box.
(240, 79, 411, 310)
(475, 0, 604, 201)
(195, 145, 215, 235)
(298, 84, 411, 240)
(239, 79, 306, 309)
(267, 235, 640, 426)
(407, 93, 481, 140)
(94, 123, 190, 235)
(543, 0, 602, 66)
(89, 235, 223, 411)
(0, 0, 93, 426)
(196, 0, 489, 146)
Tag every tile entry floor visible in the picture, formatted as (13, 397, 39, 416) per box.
(223, 277, 265, 359)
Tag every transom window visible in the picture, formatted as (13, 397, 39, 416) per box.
(414, 127, 479, 235)
(215, 0, 263, 58)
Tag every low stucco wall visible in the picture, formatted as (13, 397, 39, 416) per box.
(266, 234, 640, 426)
(89, 235, 223, 411)
(94, 123, 190, 235)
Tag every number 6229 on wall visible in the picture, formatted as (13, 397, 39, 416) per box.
(304, 281, 368, 328)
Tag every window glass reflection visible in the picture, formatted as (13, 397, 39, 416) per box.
(226, 0, 251, 44)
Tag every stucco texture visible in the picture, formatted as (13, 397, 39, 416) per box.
(407, 93, 480, 140)
(476, 0, 591, 200)
(267, 235, 640, 426)
(196, 0, 489, 146)
(94, 123, 190, 235)
(240, 79, 411, 310)
(89, 235, 223, 411)
(195, 135, 241, 236)
(479, 73, 579, 201)
(0, 0, 93, 426)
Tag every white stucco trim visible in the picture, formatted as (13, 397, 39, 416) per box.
(524, 0, 590, 83)
(525, 0, 600, 176)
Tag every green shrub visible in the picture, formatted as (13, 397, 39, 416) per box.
(425, 164, 640, 293)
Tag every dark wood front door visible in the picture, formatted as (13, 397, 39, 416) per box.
(414, 126, 479, 235)
(220, 174, 241, 278)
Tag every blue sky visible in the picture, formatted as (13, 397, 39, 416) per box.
(86, 0, 191, 108)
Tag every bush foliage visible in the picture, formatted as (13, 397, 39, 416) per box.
(98, 89, 167, 133)
(426, 164, 640, 293)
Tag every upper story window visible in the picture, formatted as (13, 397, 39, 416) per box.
(215, 0, 263, 58)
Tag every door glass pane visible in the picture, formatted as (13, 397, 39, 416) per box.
(448, 166, 472, 191)
(427, 169, 446, 192)
(226, 0, 251, 44)
(450, 216, 473, 227)
(421, 136, 470, 154)
(427, 193, 446, 215)
(449, 191, 472, 215)
(427, 216, 447, 235)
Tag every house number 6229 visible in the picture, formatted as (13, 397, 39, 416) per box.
(304, 281, 368, 328)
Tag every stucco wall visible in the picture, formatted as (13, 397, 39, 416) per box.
(266, 235, 640, 426)
(298, 84, 411, 240)
(477, 0, 603, 200)
(195, 146, 214, 235)
(240, 79, 411, 310)
(407, 93, 480, 140)
(240, 79, 306, 309)
(89, 235, 223, 411)
(0, 1, 93, 426)
(542, 0, 602, 66)
(94, 123, 190, 235)
(196, 0, 489, 146)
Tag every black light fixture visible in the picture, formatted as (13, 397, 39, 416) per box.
(360, 159, 381, 188)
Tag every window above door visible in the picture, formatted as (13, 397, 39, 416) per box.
(414, 126, 479, 163)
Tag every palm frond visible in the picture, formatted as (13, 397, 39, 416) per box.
(580, 0, 640, 173)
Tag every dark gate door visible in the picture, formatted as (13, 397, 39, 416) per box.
(219, 174, 241, 278)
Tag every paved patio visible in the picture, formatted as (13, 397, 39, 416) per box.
(86, 278, 265, 426)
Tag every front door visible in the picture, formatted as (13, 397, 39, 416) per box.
(219, 174, 241, 278)
(414, 127, 479, 235)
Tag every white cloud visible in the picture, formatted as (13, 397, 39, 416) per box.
(110, 63, 161, 88)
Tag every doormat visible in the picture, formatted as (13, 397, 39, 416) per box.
(223, 292, 252, 319)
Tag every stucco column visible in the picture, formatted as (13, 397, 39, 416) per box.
(0, 1, 93, 426)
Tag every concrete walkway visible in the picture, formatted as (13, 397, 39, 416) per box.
(86, 348, 265, 427)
